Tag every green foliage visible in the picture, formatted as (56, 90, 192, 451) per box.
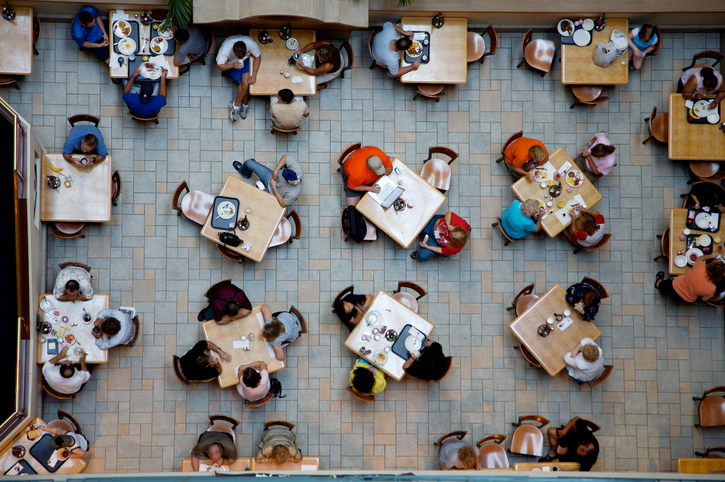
(163, 0, 193, 31)
(397, 0, 413, 7)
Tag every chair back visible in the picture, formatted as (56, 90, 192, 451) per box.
(419, 158, 452, 192)
(697, 387, 725, 427)
(648, 26, 661, 56)
(476, 435, 509, 469)
(582, 276, 609, 299)
(204, 279, 232, 299)
(683, 50, 724, 71)
(340, 40, 354, 77)
(368, 31, 377, 69)
(429, 146, 459, 165)
(180, 189, 214, 225)
(510, 415, 549, 457)
(288, 210, 302, 240)
(270, 217, 293, 248)
(48, 410, 83, 434)
(395, 281, 427, 301)
(33, 15, 41, 55)
(587, 365, 612, 387)
(67, 114, 100, 127)
(172, 181, 190, 216)
(52, 223, 85, 239)
(245, 391, 275, 407)
(414, 84, 447, 101)
(510, 283, 535, 311)
(493, 218, 516, 246)
(209, 414, 239, 430)
(332, 285, 354, 312)
(264, 420, 295, 430)
(434, 430, 467, 450)
(483, 25, 498, 59)
(347, 386, 375, 402)
(466, 32, 486, 63)
(59, 261, 91, 272)
(42, 380, 76, 400)
(47, 419, 74, 433)
(217, 245, 244, 263)
(271, 124, 301, 135)
(696, 447, 725, 458)
(502, 131, 524, 155)
(0, 76, 19, 90)
(574, 233, 611, 254)
(172, 355, 189, 385)
(128, 316, 140, 347)
(660, 226, 670, 259)
(521, 30, 532, 57)
(289, 305, 307, 333)
(128, 112, 159, 124)
(338, 143, 361, 168)
(517, 345, 541, 368)
(112, 170, 122, 206)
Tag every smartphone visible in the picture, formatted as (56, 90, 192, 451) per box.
(47, 338, 59, 355)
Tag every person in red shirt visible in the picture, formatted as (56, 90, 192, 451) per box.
(198, 282, 253, 324)
(566, 205, 606, 248)
(411, 211, 471, 261)
(340, 146, 393, 205)
(656, 254, 725, 303)
(504, 137, 549, 180)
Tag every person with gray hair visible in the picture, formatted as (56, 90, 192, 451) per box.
(339, 145, 393, 205)
(499, 199, 544, 239)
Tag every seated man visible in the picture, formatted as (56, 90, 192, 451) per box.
(178, 340, 231, 382)
(261, 305, 300, 362)
(53, 265, 93, 302)
(371, 21, 421, 78)
(349, 358, 386, 396)
(255, 423, 303, 465)
(62, 125, 108, 167)
(190, 425, 238, 471)
(198, 282, 252, 324)
(686, 181, 725, 212)
(122, 67, 168, 119)
(233, 154, 303, 208)
(92, 308, 136, 350)
(71, 6, 109, 63)
(270, 89, 309, 129)
(563, 338, 604, 382)
(216, 34, 261, 121)
(43, 347, 91, 395)
(340, 145, 393, 205)
(38, 426, 89, 459)
(173, 25, 207, 73)
(540, 416, 600, 471)
(503, 136, 549, 180)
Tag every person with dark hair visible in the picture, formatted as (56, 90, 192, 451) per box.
(503, 137, 550, 180)
(261, 304, 300, 361)
(564, 338, 604, 382)
(191, 426, 238, 471)
(539, 417, 600, 471)
(71, 6, 109, 63)
(333, 291, 373, 332)
(62, 125, 108, 167)
(216, 35, 262, 121)
(349, 358, 386, 395)
(198, 282, 252, 324)
(566, 205, 605, 248)
(565, 283, 601, 321)
(340, 146, 393, 205)
(233, 153, 304, 208)
(295, 41, 344, 87)
(572, 131, 616, 182)
(656, 254, 725, 303)
(123, 66, 168, 118)
(627, 24, 658, 70)
(403, 340, 450, 381)
(179, 340, 232, 382)
(679, 64, 725, 109)
(255, 423, 302, 464)
(270, 88, 309, 129)
(91, 308, 136, 349)
(38, 425, 89, 459)
(685, 181, 725, 212)
(53, 266, 93, 302)
(173, 25, 206, 73)
(43, 346, 91, 395)
(236, 361, 272, 401)
(371, 21, 421, 78)
(411, 211, 471, 261)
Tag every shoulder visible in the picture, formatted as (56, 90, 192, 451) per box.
(575, 230, 588, 240)
(595, 214, 605, 223)
(382, 22, 394, 30)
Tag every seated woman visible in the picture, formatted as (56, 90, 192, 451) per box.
(349, 358, 386, 396)
(261, 305, 300, 361)
(92, 308, 136, 350)
(53, 266, 93, 302)
(627, 24, 658, 70)
(540, 416, 599, 471)
(237, 361, 272, 401)
(37, 427, 89, 459)
(403, 340, 450, 381)
(500, 199, 544, 239)
(179, 340, 232, 382)
(566, 205, 605, 248)
(572, 132, 616, 182)
(565, 283, 601, 321)
(656, 254, 725, 303)
(685, 181, 725, 212)
(333, 291, 373, 332)
(678, 64, 725, 109)
(411, 211, 471, 261)
(255, 423, 303, 464)
(563, 338, 604, 382)
(295, 41, 344, 87)
(439, 438, 479, 470)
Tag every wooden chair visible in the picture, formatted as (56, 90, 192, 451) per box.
(271, 124, 300, 135)
(466, 32, 486, 63)
(337, 142, 361, 172)
(419, 146, 458, 193)
(339, 209, 378, 242)
(688, 162, 725, 184)
(0, 75, 19, 90)
(33, 15, 41, 56)
(517, 30, 557, 76)
(683, 50, 724, 71)
(200, 28, 215, 65)
(414, 84, 446, 102)
(693, 386, 725, 428)
(208, 414, 238, 442)
(111, 170, 122, 207)
(570, 86, 609, 109)
(393, 281, 426, 313)
(434, 431, 469, 469)
(67, 114, 100, 127)
(245, 391, 275, 408)
(435, 357, 453, 383)
(476, 434, 510, 469)
(265, 420, 295, 430)
(368, 31, 378, 70)
(643, 106, 669, 144)
(48, 410, 83, 435)
(340, 40, 354, 78)
(52, 223, 85, 239)
(582, 276, 609, 299)
(204, 279, 232, 299)
(172, 355, 189, 385)
(128, 316, 140, 347)
(647, 26, 661, 56)
(480, 25, 498, 64)
(217, 244, 244, 263)
(59, 261, 91, 272)
(507, 283, 538, 316)
(42, 380, 76, 400)
(492, 218, 516, 246)
(509, 414, 549, 456)
(581, 365, 613, 387)
(289, 305, 308, 333)
(515, 345, 541, 368)
(654, 227, 670, 262)
(696, 446, 725, 458)
(332, 285, 354, 313)
(564, 231, 611, 254)
(128, 112, 159, 125)
(270, 210, 301, 247)
(171, 181, 214, 225)
(347, 386, 375, 402)
(496, 131, 523, 163)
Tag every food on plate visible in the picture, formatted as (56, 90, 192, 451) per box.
(64, 334, 75, 344)
(559, 19, 574, 35)
(407, 41, 423, 56)
(116, 21, 131, 36)
(375, 352, 386, 363)
(152, 44, 161, 53)
(219, 203, 234, 217)
(690, 253, 698, 262)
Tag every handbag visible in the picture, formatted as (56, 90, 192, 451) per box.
(593, 42, 617, 68)
(218, 231, 242, 247)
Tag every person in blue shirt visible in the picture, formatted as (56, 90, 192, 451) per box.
(62, 125, 108, 167)
(71, 6, 109, 63)
(499, 199, 543, 239)
(122, 66, 168, 119)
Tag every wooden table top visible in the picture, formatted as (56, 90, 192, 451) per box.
(0, 418, 86, 475)
(355, 158, 447, 248)
(40, 154, 113, 223)
(200, 175, 285, 263)
(181, 458, 251, 472)
(202, 305, 285, 389)
(250, 456, 321, 471)
(108, 10, 179, 79)
(677, 457, 725, 474)
(511, 148, 602, 237)
(509, 284, 602, 376)
(514, 462, 581, 471)
(248, 29, 316, 97)
(0, 7, 33, 75)
(668, 208, 723, 275)
(400, 17, 467, 84)
(344, 291, 435, 381)
(561, 18, 629, 85)
(37, 295, 110, 364)
(668, 94, 725, 161)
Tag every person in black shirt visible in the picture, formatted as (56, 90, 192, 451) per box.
(403, 340, 451, 381)
(565, 283, 601, 321)
(685, 182, 725, 212)
(179, 340, 231, 382)
(539, 416, 599, 471)
(333, 291, 372, 332)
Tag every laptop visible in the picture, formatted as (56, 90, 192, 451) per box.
(369, 176, 404, 208)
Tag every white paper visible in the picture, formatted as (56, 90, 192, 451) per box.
(557, 161, 572, 175)
(538, 161, 557, 179)
(257, 312, 276, 357)
(233, 339, 250, 350)
(148, 54, 171, 72)
(557, 316, 574, 332)
(119, 306, 136, 318)
(109, 52, 121, 69)
(291, 76, 303, 84)
(301, 465, 317, 471)
(554, 194, 587, 226)
(199, 463, 228, 472)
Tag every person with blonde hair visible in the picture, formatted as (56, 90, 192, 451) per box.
(499, 199, 544, 239)
(564, 338, 604, 382)
(503, 136, 549, 180)
(439, 438, 479, 470)
(411, 211, 470, 261)
(261, 304, 300, 361)
(255, 423, 302, 464)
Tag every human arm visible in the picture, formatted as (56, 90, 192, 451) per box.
(38, 425, 63, 435)
(49, 346, 70, 365)
(97, 15, 108, 43)
(68, 446, 87, 458)
(123, 68, 140, 95)
(240, 360, 267, 371)
(419, 239, 444, 254)
(627, 30, 643, 57)
(271, 154, 289, 181)
(191, 456, 200, 472)
(270, 184, 287, 208)
(392, 24, 415, 37)
(273, 345, 285, 361)
(249, 53, 261, 84)
(352, 183, 382, 194)
(79, 350, 88, 372)
(159, 69, 168, 98)
(392, 60, 420, 77)
(173, 40, 184, 67)
(532, 209, 544, 233)
(295, 56, 333, 76)
(206, 340, 232, 363)
(558, 416, 581, 439)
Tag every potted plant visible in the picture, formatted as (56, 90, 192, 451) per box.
(163, 0, 192, 31)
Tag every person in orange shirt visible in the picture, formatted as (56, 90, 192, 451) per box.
(655, 254, 725, 303)
(340, 146, 393, 205)
(503, 137, 549, 180)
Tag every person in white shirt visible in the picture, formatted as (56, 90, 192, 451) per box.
(43, 346, 91, 395)
(563, 338, 604, 382)
(38, 426, 89, 459)
(53, 266, 93, 302)
(92, 308, 136, 350)
(216, 35, 262, 121)
(371, 22, 420, 78)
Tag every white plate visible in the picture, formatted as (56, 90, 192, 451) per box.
(365, 310, 382, 327)
(40, 299, 54, 312)
(696, 212, 712, 229)
(405, 335, 422, 353)
(686, 247, 704, 265)
(699, 234, 712, 247)
(300, 53, 313, 68)
(150, 37, 168, 55)
(566, 170, 584, 188)
(674, 255, 687, 268)
(692, 100, 714, 118)
(582, 18, 595, 31)
(558, 19, 574, 36)
(139, 62, 162, 80)
(157, 26, 174, 40)
(708, 113, 720, 124)
(113, 20, 131, 38)
(286, 38, 298, 50)
(533, 168, 549, 182)
(406, 41, 424, 58)
(373, 350, 387, 365)
(573, 29, 591, 47)
(216, 201, 236, 219)
(118, 38, 137, 56)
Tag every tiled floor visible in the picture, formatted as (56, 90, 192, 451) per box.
(3, 22, 725, 473)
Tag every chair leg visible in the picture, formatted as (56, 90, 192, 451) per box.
(516, 59, 525, 69)
(33, 46, 39, 56)
(495, 154, 505, 163)
(435, 97, 440, 103)
(504, 240, 510, 246)
(491, 221, 499, 227)
(653, 254, 666, 262)
(570, 100, 579, 109)
(695, 450, 706, 457)
(293, 130, 297, 135)
(573, 246, 583, 254)
(154, 118, 159, 125)
(642, 135, 652, 145)
(12, 80, 19, 90)
(271, 127, 275, 134)
(644, 117, 650, 122)
(413, 92, 420, 101)
(369, 62, 375, 70)
(201, 56, 206, 66)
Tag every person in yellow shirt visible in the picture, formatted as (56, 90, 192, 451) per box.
(349, 359, 386, 395)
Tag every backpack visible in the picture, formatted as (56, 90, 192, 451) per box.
(341, 206, 367, 243)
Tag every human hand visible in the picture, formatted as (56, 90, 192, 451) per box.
(709, 100, 719, 110)
(371, 184, 381, 194)
(188, 54, 198, 62)
(405, 31, 414, 38)
(249, 74, 257, 85)
(235, 61, 244, 69)
(80, 349, 86, 361)
(161, 68, 168, 78)
(133, 67, 142, 78)
(238, 308, 251, 319)
(694, 93, 705, 100)
(269, 178, 277, 188)
(574, 302, 585, 314)
(527, 170, 536, 182)
(419, 240, 429, 249)
(581, 145, 589, 155)
(412, 59, 421, 70)
(695, 202, 700, 209)
(219, 350, 232, 363)
(60, 346, 69, 356)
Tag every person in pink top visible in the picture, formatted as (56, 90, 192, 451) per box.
(237, 361, 271, 401)
(655, 254, 725, 303)
(679, 64, 725, 109)
(572, 132, 616, 182)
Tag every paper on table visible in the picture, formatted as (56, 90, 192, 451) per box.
(112, 10, 129, 21)
(233, 339, 250, 350)
(538, 161, 556, 179)
(301, 465, 317, 471)
(557, 160, 572, 175)
(109, 52, 121, 69)
(554, 194, 587, 226)
(148, 54, 171, 71)
(199, 464, 228, 472)
(257, 312, 276, 357)
(291, 76, 303, 84)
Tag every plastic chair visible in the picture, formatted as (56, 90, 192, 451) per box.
(270, 210, 301, 247)
(688, 162, 725, 184)
(496, 131, 523, 163)
(52, 223, 85, 239)
(67, 114, 100, 127)
(507, 283, 538, 316)
(128, 112, 159, 125)
(347, 386, 375, 402)
(509, 415, 549, 456)
(47, 410, 83, 435)
(414, 84, 446, 102)
(245, 391, 275, 408)
(171, 181, 214, 225)
(339, 209, 377, 242)
(128, 316, 140, 347)
(517, 30, 557, 76)
(419, 146, 458, 193)
(208, 414, 238, 443)
(683, 50, 724, 71)
(476, 434, 510, 469)
(492, 218, 516, 246)
(570, 86, 609, 109)
(643, 106, 668, 144)
(271, 124, 300, 135)
(111, 170, 122, 206)
(217, 245, 243, 263)
(582, 276, 609, 299)
(340, 40, 354, 78)
(480, 25, 498, 64)
(466, 32, 486, 63)
(653, 227, 670, 262)
(368, 31, 379, 70)
(392, 281, 426, 313)
(693, 386, 725, 428)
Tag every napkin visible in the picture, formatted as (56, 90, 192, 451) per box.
(538, 161, 556, 179)
(554, 194, 587, 226)
(115, 10, 129, 20)
(199, 464, 228, 472)
(109, 52, 121, 70)
(291, 76, 303, 84)
(257, 312, 276, 357)
(148, 54, 171, 72)
(233, 339, 249, 350)
(557, 160, 572, 175)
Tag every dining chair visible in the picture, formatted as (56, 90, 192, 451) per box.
(339, 40, 354, 78)
(111, 170, 122, 206)
(128, 315, 141, 347)
(42, 380, 76, 400)
(517, 30, 557, 76)
(507, 284, 538, 316)
(570, 86, 609, 109)
(347, 386, 375, 402)
(204, 279, 232, 299)
(642, 106, 669, 144)
(0, 75, 20, 90)
(368, 31, 380, 70)
(171, 181, 215, 225)
(647, 26, 662, 56)
(128, 112, 159, 125)
(59, 261, 91, 272)
(270, 210, 301, 247)
(339, 209, 378, 242)
(245, 391, 275, 408)
(208, 414, 239, 442)
(48, 410, 83, 435)
(563, 230, 612, 254)
(514, 345, 541, 368)
(696, 446, 725, 458)
(491, 218, 516, 246)
(495, 131, 523, 163)
(682, 50, 724, 71)
(693, 386, 725, 428)
(332, 285, 354, 313)
(199, 28, 215, 65)
(654, 227, 670, 262)
(67, 114, 100, 128)
(52, 222, 86, 239)
(582, 276, 609, 299)
(578, 365, 613, 387)
(509, 414, 549, 457)
(172, 355, 190, 385)
(265, 420, 296, 431)
(217, 245, 244, 263)
(476, 434, 510, 469)
(32, 15, 41, 55)
(688, 162, 725, 185)
(392, 281, 427, 313)
(466, 32, 486, 63)
(337, 142, 361, 172)
(413, 84, 447, 102)
(270, 124, 300, 135)
(419, 146, 458, 193)
(289, 306, 308, 333)
(481, 25, 498, 64)
(434, 431, 468, 469)
(558, 419, 600, 434)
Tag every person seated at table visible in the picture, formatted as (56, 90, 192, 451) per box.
(53, 265, 93, 302)
(564, 338, 604, 383)
(371, 21, 421, 78)
(565, 283, 601, 321)
(173, 25, 206, 74)
(270, 89, 310, 129)
(190, 426, 238, 471)
(71, 6, 109, 64)
(43, 347, 91, 396)
(403, 340, 450, 382)
(255, 423, 303, 464)
(503, 136, 549, 180)
(572, 132, 616, 182)
(350, 358, 386, 395)
(655, 253, 725, 303)
(296, 41, 344, 88)
(38, 426, 89, 459)
(216, 34, 261, 121)
(340, 145, 393, 205)
(261, 304, 300, 362)
(411, 211, 470, 261)
(91, 308, 136, 350)
(233, 153, 303, 208)
(566, 205, 605, 248)
(439, 438, 479, 470)
(333, 291, 373, 332)
(539, 416, 600, 471)
(627, 24, 658, 70)
(62, 125, 108, 168)
(123, 67, 168, 119)
(178, 340, 232, 382)
(685, 181, 725, 212)
(198, 282, 252, 324)
(236, 361, 272, 401)
(679, 64, 725, 109)
(499, 199, 544, 240)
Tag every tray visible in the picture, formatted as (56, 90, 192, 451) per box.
(210, 196, 239, 230)
(686, 234, 713, 255)
(560, 21, 592, 46)
(150, 21, 176, 54)
(391, 324, 426, 360)
(128, 55, 164, 79)
(686, 208, 721, 233)
(4, 459, 37, 476)
(29, 434, 67, 473)
(113, 20, 140, 55)
(687, 100, 721, 124)
(404, 31, 430, 65)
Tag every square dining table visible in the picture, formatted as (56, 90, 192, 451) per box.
(510, 148, 602, 237)
(677, 457, 725, 474)
(668, 208, 723, 275)
(399, 17, 467, 85)
(344, 291, 435, 381)
(509, 284, 602, 377)
(40, 154, 113, 223)
(202, 305, 285, 389)
(0, 7, 33, 76)
(248, 29, 316, 96)
(200, 175, 285, 263)
(561, 18, 629, 85)
(514, 462, 581, 471)
(355, 158, 447, 248)
(668, 93, 725, 161)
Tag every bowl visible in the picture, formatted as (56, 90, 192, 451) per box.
(240, 334, 247, 341)
(563, 309, 571, 317)
(547, 316, 555, 325)
(674, 255, 687, 268)
(708, 113, 720, 124)
(582, 18, 595, 31)
(699, 234, 712, 247)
